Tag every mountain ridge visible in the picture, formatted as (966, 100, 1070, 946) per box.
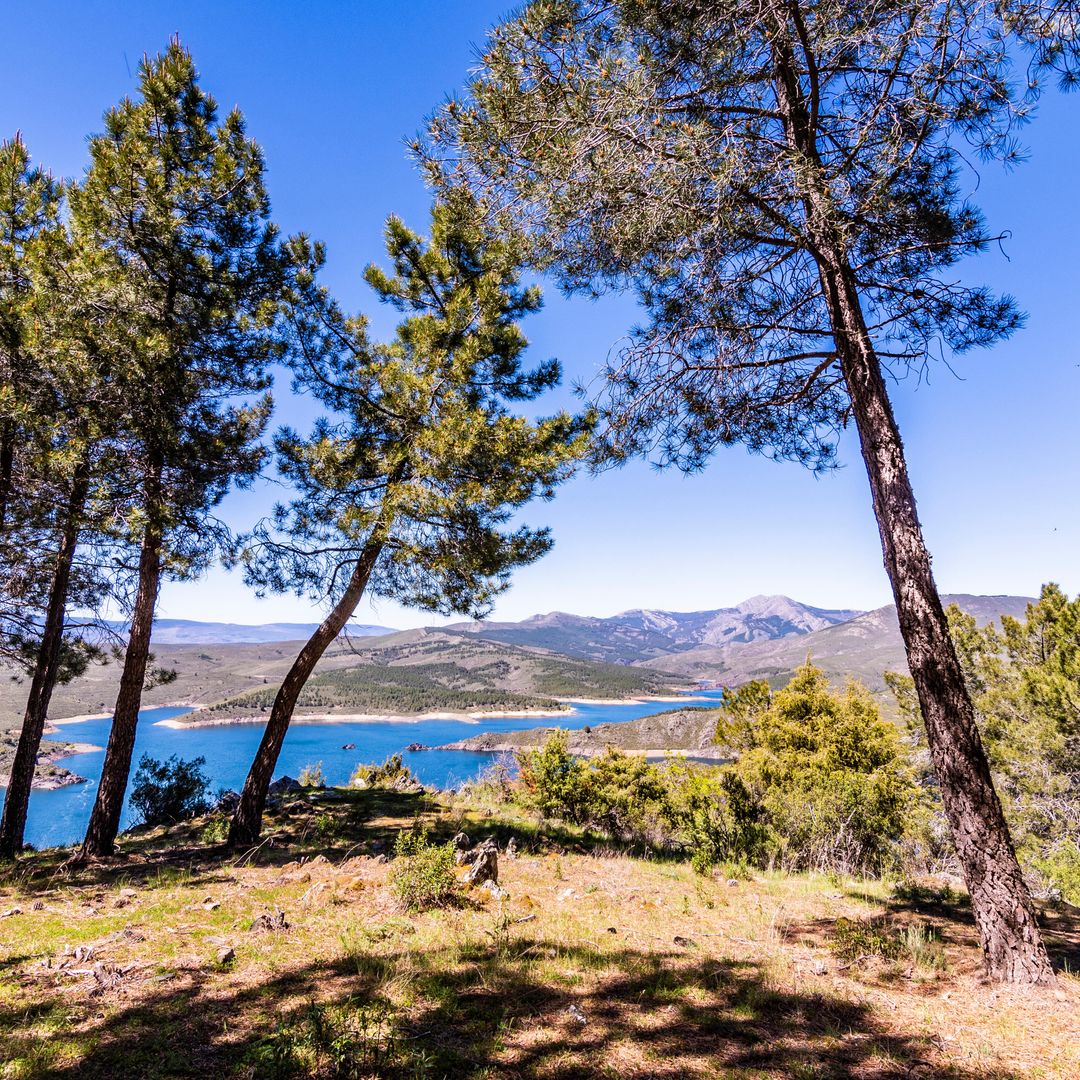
(450, 595, 864, 663)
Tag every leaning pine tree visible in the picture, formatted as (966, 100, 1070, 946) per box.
(423, 0, 1080, 982)
(227, 200, 589, 847)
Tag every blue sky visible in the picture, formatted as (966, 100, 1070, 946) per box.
(4, 2, 1078, 628)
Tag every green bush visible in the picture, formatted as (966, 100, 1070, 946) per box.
(200, 815, 230, 844)
(662, 763, 767, 874)
(723, 663, 920, 875)
(351, 754, 414, 789)
(515, 730, 586, 820)
(243, 998, 403, 1078)
(298, 761, 325, 788)
(129, 754, 212, 826)
(389, 826, 460, 911)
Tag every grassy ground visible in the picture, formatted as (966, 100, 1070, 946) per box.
(0, 789, 1077, 1079)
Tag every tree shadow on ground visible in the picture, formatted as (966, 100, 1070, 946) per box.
(4, 932, 1026, 1079)
(1, 788, 682, 901)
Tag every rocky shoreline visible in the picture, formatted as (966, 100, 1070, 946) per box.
(0, 739, 98, 791)
(438, 704, 727, 759)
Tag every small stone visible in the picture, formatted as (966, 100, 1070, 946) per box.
(727, 878, 739, 887)
(482, 879, 508, 900)
(607, 927, 617, 934)
(452, 831, 471, 850)
(566, 1004, 588, 1026)
(812, 959, 827, 976)
(0, 907, 22, 918)
(215, 946, 235, 965)
(202, 898, 220, 911)
(673, 935, 697, 948)
(119, 888, 138, 898)
(505, 837, 519, 859)
(249, 911, 289, 933)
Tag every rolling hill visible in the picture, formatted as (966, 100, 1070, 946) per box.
(178, 628, 684, 722)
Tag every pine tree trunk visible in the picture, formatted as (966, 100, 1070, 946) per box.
(0, 458, 90, 859)
(228, 537, 385, 849)
(0, 417, 15, 534)
(80, 512, 163, 858)
(769, 21, 1053, 983)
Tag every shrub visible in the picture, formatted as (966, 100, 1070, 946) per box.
(298, 761, 325, 788)
(515, 730, 585, 819)
(129, 754, 212, 826)
(389, 825, 460, 911)
(724, 663, 921, 875)
(351, 754, 415, 789)
(829, 917, 944, 971)
(200, 815, 230, 844)
(243, 998, 402, 1078)
(662, 763, 768, 874)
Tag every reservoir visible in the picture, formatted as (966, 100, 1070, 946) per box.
(16, 693, 724, 849)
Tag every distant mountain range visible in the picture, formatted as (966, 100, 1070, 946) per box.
(141, 619, 394, 645)
(450, 595, 863, 665)
(84, 592, 1038, 698)
(639, 594, 1035, 691)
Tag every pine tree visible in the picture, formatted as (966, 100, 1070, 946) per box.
(227, 199, 589, 847)
(0, 141, 123, 859)
(0, 135, 65, 657)
(422, 0, 1080, 982)
(76, 41, 286, 858)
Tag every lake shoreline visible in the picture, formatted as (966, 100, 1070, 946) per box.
(154, 706, 575, 730)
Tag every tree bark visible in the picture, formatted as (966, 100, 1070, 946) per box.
(80, 496, 163, 858)
(769, 18, 1053, 983)
(227, 536, 386, 849)
(0, 417, 14, 534)
(0, 456, 90, 859)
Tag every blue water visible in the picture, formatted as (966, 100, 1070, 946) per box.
(18, 694, 725, 850)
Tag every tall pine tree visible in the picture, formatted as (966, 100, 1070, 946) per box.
(423, 0, 1080, 981)
(76, 42, 286, 858)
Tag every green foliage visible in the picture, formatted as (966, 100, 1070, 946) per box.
(350, 754, 415, 790)
(242, 195, 590, 619)
(129, 754, 211, 827)
(515, 732, 765, 869)
(209, 660, 559, 716)
(829, 917, 945, 971)
(298, 762, 325, 789)
(422, 2, 1077, 471)
(389, 825, 460, 912)
(662, 763, 768, 875)
(200, 815, 230, 844)
(242, 997, 405, 1079)
(890, 586, 1080, 902)
(725, 663, 920, 875)
(515, 729, 586, 820)
(69, 39, 282, 573)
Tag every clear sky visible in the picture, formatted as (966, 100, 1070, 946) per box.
(3, 2, 1077, 629)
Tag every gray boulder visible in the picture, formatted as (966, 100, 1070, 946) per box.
(463, 837, 499, 885)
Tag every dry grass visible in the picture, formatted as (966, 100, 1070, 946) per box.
(0, 788, 1076, 1079)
